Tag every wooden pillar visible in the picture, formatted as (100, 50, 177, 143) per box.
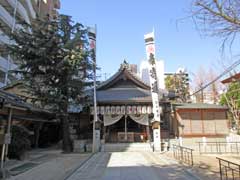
(124, 115, 127, 141)
(34, 122, 42, 148)
(103, 126, 106, 142)
(146, 125, 151, 142)
(5, 108, 13, 159)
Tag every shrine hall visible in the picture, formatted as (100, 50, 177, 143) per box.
(91, 62, 172, 143)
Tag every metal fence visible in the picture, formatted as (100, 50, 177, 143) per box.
(198, 142, 240, 154)
(172, 144, 194, 166)
(217, 157, 240, 180)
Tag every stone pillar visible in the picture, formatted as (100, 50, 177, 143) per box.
(152, 121, 161, 152)
(146, 125, 151, 142)
(94, 121, 101, 152)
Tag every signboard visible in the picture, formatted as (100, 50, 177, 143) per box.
(0, 133, 11, 145)
(153, 128, 161, 151)
(4, 133, 11, 144)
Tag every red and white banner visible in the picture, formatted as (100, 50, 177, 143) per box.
(144, 31, 155, 59)
(88, 27, 96, 51)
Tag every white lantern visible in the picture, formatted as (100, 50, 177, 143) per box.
(159, 106, 162, 114)
(97, 106, 100, 114)
(137, 106, 142, 114)
(127, 106, 132, 114)
(121, 106, 125, 114)
(105, 106, 111, 114)
(111, 106, 116, 114)
(90, 106, 94, 115)
(116, 106, 121, 114)
(142, 106, 147, 114)
(147, 106, 152, 114)
(100, 106, 105, 115)
(132, 106, 137, 114)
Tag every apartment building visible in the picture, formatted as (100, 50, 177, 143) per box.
(0, 0, 60, 87)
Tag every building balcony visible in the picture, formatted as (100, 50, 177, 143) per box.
(19, 0, 36, 19)
(0, 4, 14, 29)
(0, 56, 17, 72)
(0, 4, 23, 31)
(53, 0, 60, 9)
(51, 9, 59, 19)
(7, 0, 31, 24)
(0, 30, 13, 44)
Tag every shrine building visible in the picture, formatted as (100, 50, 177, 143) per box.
(71, 62, 229, 152)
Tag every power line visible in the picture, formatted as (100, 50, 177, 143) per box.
(190, 58, 240, 96)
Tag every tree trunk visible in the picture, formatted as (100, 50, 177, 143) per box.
(61, 113, 72, 153)
(34, 122, 42, 148)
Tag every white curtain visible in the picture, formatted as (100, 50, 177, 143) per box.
(129, 114, 149, 126)
(104, 114, 123, 126)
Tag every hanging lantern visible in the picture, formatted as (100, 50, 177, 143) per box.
(121, 106, 125, 114)
(100, 106, 105, 115)
(105, 106, 111, 114)
(111, 106, 116, 114)
(90, 107, 94, 115)
(147, 106, 152, 114)
(137, 106, 142, 114)
(116, 106, 121, 114)
(127, 106, 132, 114)
(132, 106, 137, 114)
(142, 106, 147, 114)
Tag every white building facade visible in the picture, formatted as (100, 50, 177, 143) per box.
(0, 0, 60, 87)
(139, 60, 165, 90)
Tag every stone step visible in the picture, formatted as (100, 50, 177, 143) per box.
(102, 143, 153, 152)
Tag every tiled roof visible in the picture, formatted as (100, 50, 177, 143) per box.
(221, 72, 240, 84)
(97, 88, 152, 104)
(0, 89, 52, 114)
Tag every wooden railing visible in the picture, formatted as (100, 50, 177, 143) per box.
(217, 157, 240, 180)
(197, 142, 240, 154)
(172, 144, 194, 166)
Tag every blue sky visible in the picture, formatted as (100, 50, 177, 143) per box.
(60, 0, 231, 80)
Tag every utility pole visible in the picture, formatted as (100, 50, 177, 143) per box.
(88, 25, 100, 153)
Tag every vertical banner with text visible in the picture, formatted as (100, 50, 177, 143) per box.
(144, 32, 161, 123)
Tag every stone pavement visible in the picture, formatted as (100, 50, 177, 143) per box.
(5, 148, 92, 180)
(164, 150, 240, 180)
(66, 152, 210, 180)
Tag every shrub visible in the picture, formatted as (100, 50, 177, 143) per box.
(8, 125, 31, 160)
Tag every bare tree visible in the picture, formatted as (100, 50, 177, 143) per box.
(191, 66, 222, 103)
(191, 0, 240, 50)
(208, 68, 221, 104)
(191, 66, 207, 102)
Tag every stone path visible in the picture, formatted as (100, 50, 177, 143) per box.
(66, 152, 206, 180)
(66, 153, 110, 180)
(7, 153, 91, 180)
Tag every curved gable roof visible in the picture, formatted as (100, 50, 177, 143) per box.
(97, 63, 150, 90)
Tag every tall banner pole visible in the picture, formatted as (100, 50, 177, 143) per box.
(88, 25, 99, 153)
(144, 31, 161, 151)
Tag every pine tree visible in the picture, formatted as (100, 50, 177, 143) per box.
(8, 15, 93, 152)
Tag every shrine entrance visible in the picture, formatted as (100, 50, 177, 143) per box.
(103, 114, 151, 143)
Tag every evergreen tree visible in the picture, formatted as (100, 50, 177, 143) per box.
(220, 81, 240, 130)
(8, 15, 93, 152)
(165, 72, 190, 103)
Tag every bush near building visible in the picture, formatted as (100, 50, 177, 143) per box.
(8, 125, 31, 160)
